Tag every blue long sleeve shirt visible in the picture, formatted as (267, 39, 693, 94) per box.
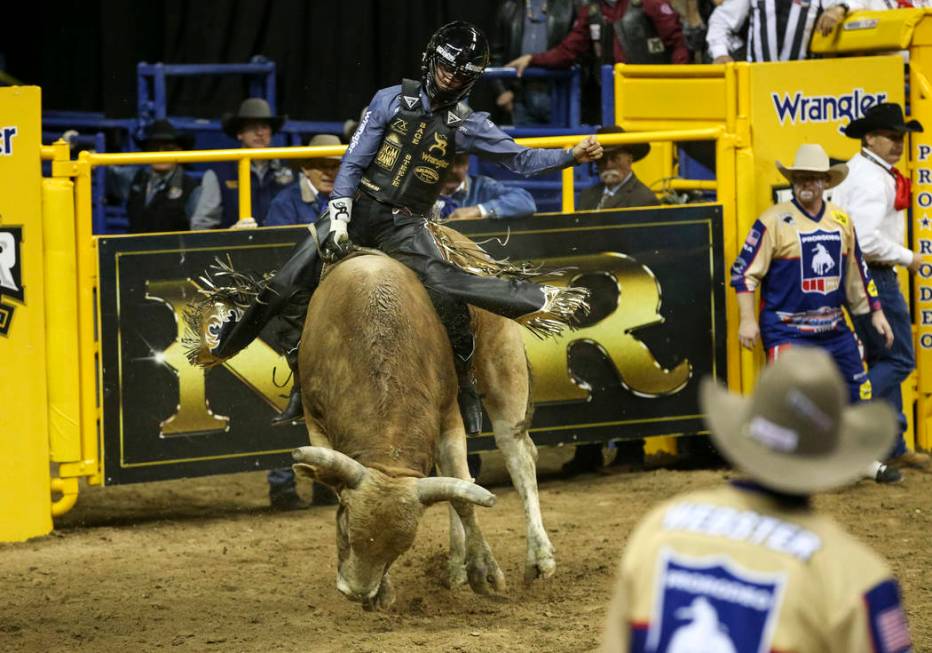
(438, 175, 537, 220)
(332, 84, 576, 202)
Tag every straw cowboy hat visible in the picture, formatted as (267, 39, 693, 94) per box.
(292, 133, 343, 169)
(776, 144, 848, 189)
(700, 347, 896, 495)
(596, 126, 650, 162)
(136, 119, 194, 150)
(221, 98, 286, 138)
(843, 102, 924, 139)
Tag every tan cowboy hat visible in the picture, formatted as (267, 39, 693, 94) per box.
(292, 133, 343, 169)
(700, 347, 896, 495)
(775, 144, 848, 189)
(221, 98, 286, 137)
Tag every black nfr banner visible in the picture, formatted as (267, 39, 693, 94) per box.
(97, 205, 726, 485)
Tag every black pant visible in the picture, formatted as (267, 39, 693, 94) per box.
(254, 193, 547, 362)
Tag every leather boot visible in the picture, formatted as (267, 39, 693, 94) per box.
(427, 290, 484, 437)
(271, 325, 306, 427)
(456, 362, 484, 437)
(272, 374, 305, 427)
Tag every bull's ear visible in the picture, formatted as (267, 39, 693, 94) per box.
(292, 463, 318, 480)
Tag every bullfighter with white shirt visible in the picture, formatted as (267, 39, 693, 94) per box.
(833, 102, 931, 473)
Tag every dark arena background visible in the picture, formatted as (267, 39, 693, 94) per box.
(8, 1, 504, 121)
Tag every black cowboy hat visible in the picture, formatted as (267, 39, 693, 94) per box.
(137, 119, 195, 150)
(843, 102, 924, 139)
(221, 98, 287, 138)
(597, 126, 651, 162)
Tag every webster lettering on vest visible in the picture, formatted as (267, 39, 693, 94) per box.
(662, 502, 823, 561)
(772, 88, 888, 131)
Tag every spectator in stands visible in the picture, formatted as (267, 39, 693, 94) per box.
(707, 0, 857, 63)
(117, 120, 199, 234)
(506, 1, 689, 73)
(832, 102, 931, 474)
(506, 0, 688, 124)
(266, 134, 342, 227)
(731, 143, 899, 484)
(562, 126, 657, 477)
(601, 347, 912, 653)
(672, 0, 742, 62)
(578, 126, 657, 211)
(190, 98, 293, 230)
(436, 153, 538, 221)
(490, 0, 578, 125)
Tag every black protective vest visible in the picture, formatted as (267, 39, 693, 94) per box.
(126, 167, 198, 234)
(360, 79, 472, 214)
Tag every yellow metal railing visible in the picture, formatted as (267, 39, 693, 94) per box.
(44, 128, 730, 505)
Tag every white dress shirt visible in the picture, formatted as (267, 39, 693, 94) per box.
(832, 150, 914, 267)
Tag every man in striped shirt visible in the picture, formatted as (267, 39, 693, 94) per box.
(707, 0, 860, 62)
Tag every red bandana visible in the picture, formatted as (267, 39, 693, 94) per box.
(891, 166, 911, 211)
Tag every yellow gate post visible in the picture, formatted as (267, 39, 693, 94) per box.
(0, 86, 52, 542)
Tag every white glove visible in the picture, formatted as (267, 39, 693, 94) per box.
(230, 217, 258, 230)
(323, 197, 352, 258)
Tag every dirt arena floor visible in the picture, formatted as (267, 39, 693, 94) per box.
(1, 447, 930, 652)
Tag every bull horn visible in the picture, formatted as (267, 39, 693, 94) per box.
(415, 477, 496, 508)
(292, 447, 367, 489)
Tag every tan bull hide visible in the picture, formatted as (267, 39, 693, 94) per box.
(293, 244, 555, 610)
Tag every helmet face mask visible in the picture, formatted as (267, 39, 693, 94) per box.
(422, 22, 490, 106)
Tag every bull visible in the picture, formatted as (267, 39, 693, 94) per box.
(291, 248, 556, 610)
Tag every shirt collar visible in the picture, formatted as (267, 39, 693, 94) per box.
(603, 171, 634, 195)
(861, 148, 893, 173)
(791, 197, 826, 222)
(300, 174, 320, 203)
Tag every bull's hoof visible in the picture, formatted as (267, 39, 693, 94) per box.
(362, 576, 395, 611)
(445, 561, 468, 589)
(466, 548, 506, 595)
(524, 554, 557, 584)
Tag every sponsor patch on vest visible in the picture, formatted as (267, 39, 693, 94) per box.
(391, 117, 409, 135)
(428, 132, 449, 158)
(402, 95, 419, 110)
(360, 176, 381, 193)
(799, 230, 842, 295)
(375, 141, 401, 171)
(445, 111, 463, 127)
(647, 549, 785, 653)
(0, 226, 24, 337)
(413, 166, 440, 184)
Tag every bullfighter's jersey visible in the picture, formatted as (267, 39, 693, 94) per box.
(731, 199, 881, 346)
(601, 484, 913, 653)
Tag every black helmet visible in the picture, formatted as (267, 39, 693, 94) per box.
(421, 21, 490, 106)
